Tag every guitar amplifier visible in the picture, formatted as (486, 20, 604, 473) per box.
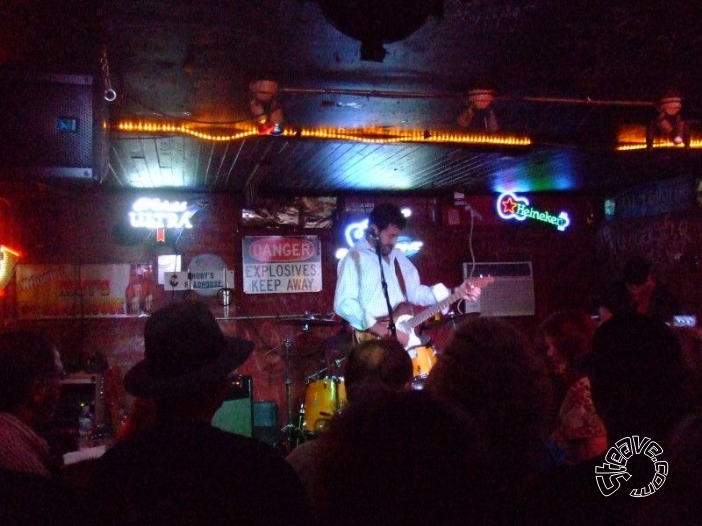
(462, 261, 535, 316)
(211, 375, 253, 437)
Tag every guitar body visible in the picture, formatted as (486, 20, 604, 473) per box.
(353, 276, 494, 349)
(353, 309, 434, 380)
(394, 312, 423, 349)
(352, 303, 421, 348)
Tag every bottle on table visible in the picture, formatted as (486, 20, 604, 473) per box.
(78, 403, 94, 450)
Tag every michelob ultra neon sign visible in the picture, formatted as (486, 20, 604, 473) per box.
(129, 198, 196, 229)
(496, 192, 570, 231)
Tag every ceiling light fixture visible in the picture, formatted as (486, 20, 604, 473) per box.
(457, 87, 499, 133)
(249, 80, 284, 135)
(317, 0, 438, 63)
(646, 90, 689, 148)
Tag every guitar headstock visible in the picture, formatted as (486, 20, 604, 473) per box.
(465, 275, 494, 290)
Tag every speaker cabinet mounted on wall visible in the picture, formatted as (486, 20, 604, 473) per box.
(0, 71, 98, 182)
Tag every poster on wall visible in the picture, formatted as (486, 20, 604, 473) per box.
(188, 253, 235, 297)
(242, 236, 322, 294)
(15, 263, 153, 319)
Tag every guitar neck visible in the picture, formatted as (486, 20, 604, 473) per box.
(405, 289, 465, 330)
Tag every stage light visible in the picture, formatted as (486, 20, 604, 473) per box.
(0, 245, 20, 293)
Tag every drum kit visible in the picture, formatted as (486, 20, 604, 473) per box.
(271, 310, 477, 451)
(270, 313, 346, 452)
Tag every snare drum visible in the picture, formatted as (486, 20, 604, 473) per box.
(407, 345, 437, 379)
(302, 377, 347, 434)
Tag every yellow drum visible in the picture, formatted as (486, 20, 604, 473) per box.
(302, 377, 347, 434)
(407, 345, 437, 382)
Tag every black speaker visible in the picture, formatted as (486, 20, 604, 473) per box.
(212, 375, 253, 437)
(0, 71, 95, 180)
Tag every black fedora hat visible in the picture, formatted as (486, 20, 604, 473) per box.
(124, 300, 254, 398)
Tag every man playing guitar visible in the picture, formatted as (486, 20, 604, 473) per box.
(333, 203, 485, 350)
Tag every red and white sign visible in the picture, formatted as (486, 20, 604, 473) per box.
(242, 236, 322, 294)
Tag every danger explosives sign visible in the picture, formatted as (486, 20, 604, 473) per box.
(242, 236, 322, 294)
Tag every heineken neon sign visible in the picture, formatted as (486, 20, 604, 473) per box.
(496, 192, 570, 231)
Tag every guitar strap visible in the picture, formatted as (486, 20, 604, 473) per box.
(394, 258, 407, 301)
(353, 259, 408, 345)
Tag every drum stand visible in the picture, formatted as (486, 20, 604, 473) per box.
(277, 337, 307, 454)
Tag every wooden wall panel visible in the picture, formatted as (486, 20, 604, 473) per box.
(3, 187, 674, 437)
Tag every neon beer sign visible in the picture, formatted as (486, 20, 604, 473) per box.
(129, 198, 195, 229)
(496, 192, 570, 232)
(343, 218, 423, 257)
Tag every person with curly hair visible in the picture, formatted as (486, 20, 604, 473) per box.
(541, 309, 607, 465)
(424, 316, 554, 522)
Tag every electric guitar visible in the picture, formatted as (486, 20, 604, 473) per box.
(355, 276, 494, 349)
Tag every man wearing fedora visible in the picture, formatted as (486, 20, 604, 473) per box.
(86, 300, 311, 525)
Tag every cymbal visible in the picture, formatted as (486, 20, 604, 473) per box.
(276, 315, 339, 327)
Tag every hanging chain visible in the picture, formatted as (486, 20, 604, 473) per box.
(100, 49, 117, 102)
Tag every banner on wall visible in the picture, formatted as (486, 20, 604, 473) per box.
(242, 236, 322, 294)
(605, 175, 694, 220)
(15, 264, 147, 319)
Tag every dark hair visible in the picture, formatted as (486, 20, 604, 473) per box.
(622, 257, 652, 286)
(0, 331, 59, 411)
(368, 203, 407, 231)
(343, 339, 413, 403)
(596, 280, 634, 318)
(315, 390, 491, 525)
(541, 309, 596, 364)
(590, 313, 689, 443)
(425, 317, 552, 478)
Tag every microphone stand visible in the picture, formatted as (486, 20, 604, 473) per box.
(374, 236, 397, 339)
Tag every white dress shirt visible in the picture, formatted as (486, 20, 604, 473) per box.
(333, 237, 450, 331)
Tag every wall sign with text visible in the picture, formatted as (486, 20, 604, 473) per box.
(496, 192, 570, 232)
(242, 236, 322, 294)
(15, 264, 138, 318)
(128, 197, 202, 242)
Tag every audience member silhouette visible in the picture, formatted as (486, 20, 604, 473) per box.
(0, 330, 65, 476)
(541, 309, 607, 464)
(532, 313, 699, 525)
(86, 300, 311, 525)
(313, 389, 493, 526)
(424, 316, 554, 523)
(0, 330, 74, 525)
(591, 313, 691, 443)
(592, 313, 700, 525)
(113, 396, 158, 443)
(622, 258, 679, 323)
(286, 338, 413, 515)
(595, 279, 634, 324)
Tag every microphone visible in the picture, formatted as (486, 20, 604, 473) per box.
(367, 230, 379, 240)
